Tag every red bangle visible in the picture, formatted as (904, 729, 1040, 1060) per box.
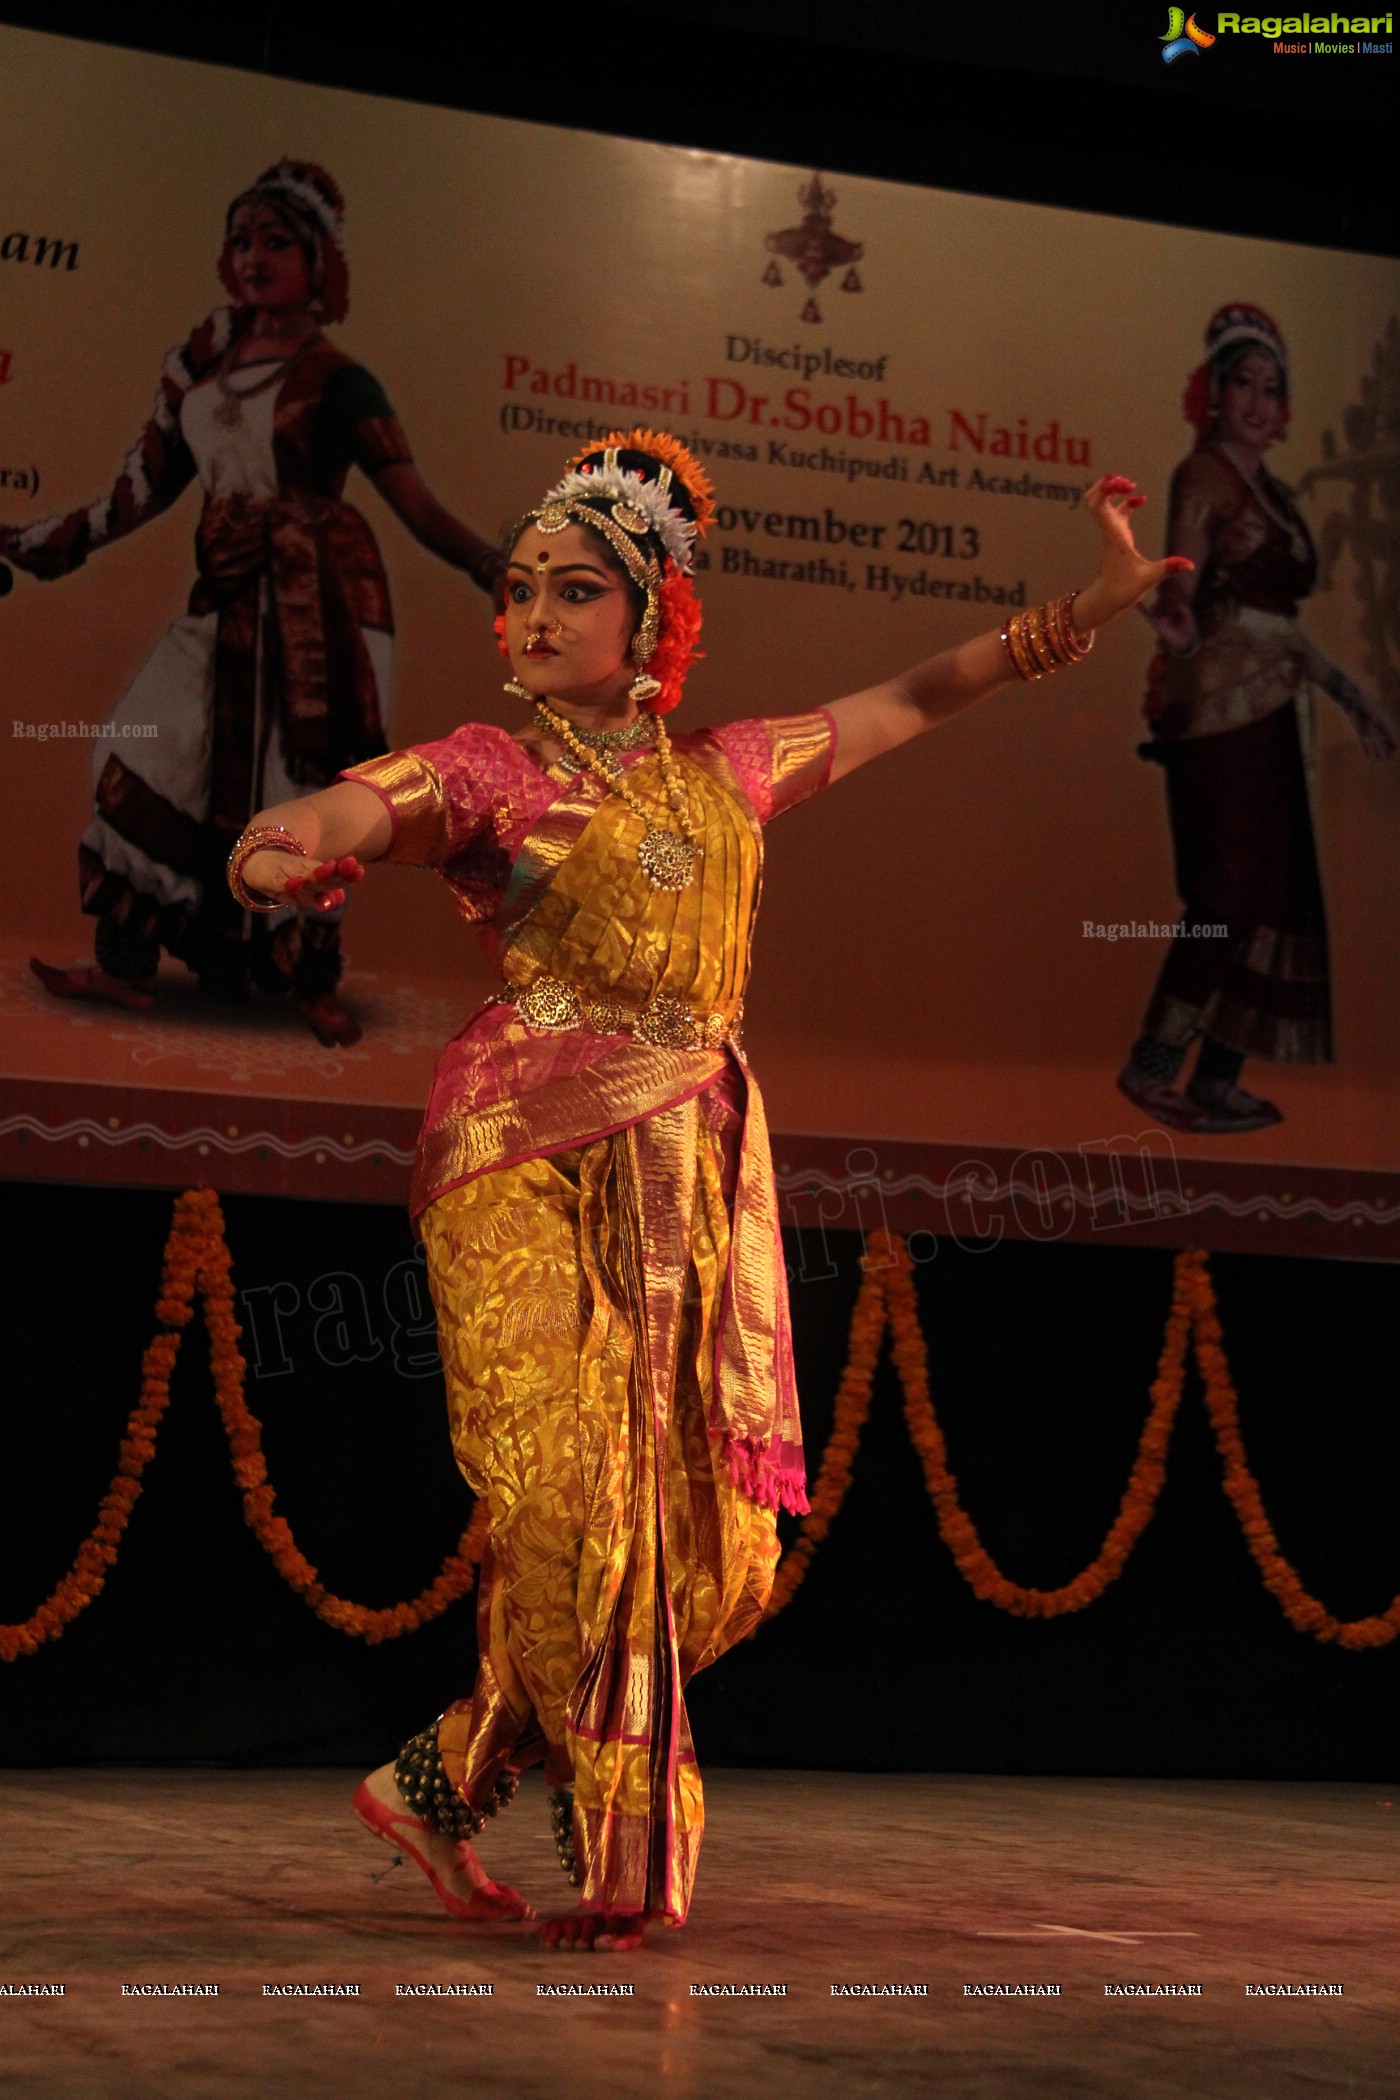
(227, 825, 309, 913)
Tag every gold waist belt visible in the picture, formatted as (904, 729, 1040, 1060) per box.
(500, 974, 737, 1051)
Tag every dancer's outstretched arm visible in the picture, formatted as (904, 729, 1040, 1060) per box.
(825, 475, 1192, 784)
(234, 782, 392, 911)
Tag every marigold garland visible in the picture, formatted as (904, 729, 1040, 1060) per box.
(6, 1204, 1397, 1661)
(760, 1233, 1399, 1647)
(1, 1189, 485, 1660)
(759, 1237, 889, 1622)
(0, 1195, 203, 1663)
(1184, 1249, 1400, 1651)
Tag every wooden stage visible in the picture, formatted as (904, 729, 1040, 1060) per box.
(1, 1770, 1393, 2098)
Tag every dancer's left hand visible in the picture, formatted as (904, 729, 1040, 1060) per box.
(1075, 475, 1194, 629)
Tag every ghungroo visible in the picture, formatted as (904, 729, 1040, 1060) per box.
(548, 1787, 580, 1885)
(393, 1724, 520, 1840)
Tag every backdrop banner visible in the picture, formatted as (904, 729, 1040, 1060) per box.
(2, 25, 1397, 1255)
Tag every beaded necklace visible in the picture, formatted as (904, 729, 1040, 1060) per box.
(535, 706, 656, 755)
(532, 698, 702, 892)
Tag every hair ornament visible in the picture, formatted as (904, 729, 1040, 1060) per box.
(247, 158, 346, 247)
(1203, 301, 1288, 382)
(544, 464, 698, 572)
(1182, 301, 1290, 445)
(221, 158, 350, 324)
(566, 428, 716, 537)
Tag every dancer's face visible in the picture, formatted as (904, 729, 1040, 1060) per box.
(1217, 350, 1286, 452)
(505, 523, 638, 712)
(226, 203, 313, 312)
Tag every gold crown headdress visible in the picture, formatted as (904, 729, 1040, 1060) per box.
(524, 430, 715, 703)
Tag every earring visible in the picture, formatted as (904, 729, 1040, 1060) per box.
(628, 670, 662, 704)
(504, 678, 530, 700)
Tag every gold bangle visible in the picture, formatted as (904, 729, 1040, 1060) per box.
(1011, 609, 1045, 680)
(1048, 591, 1093, 663)
(227, 825, 309, 913)
(1061, 590, 1094, 658)
(1043, 594, 1073, 665)
(1007, 610, 1043, 682)
(1024, 604, 1061, 675)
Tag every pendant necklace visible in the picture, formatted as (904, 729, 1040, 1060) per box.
(212, 332, 313, 430)
(532, 699, 702, 892)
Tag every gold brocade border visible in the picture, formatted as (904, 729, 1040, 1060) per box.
(341, 750, 450, 866)
(3, 1206, 1396, 1661)
(411, 1041, 727, 1213)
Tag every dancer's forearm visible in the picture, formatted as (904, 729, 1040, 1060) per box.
(239, 782, 391, 901)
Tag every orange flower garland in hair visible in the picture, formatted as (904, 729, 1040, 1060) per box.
(1184, 1250, 1400, 1651)
(566, 427, 717, 534)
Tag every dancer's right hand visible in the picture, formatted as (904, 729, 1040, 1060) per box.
(244, 852, 365, 912)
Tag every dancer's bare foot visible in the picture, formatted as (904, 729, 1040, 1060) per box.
(295, 993, 362, 1048)
(30, 957, 154, 1012)
(352, 1762, 532, 1922)
(537, 1909, 646, 1953)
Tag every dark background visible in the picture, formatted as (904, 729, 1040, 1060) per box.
(0, 0, 1395, 258)
(3, 1182, 1397, 1778)
(2, 5, 1397, 1776)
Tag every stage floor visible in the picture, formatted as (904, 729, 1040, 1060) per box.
(1, 1770, 1393, 2098)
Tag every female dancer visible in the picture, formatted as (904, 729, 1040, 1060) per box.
(228, 430, 1186, 1950)
(1, 159, 501, 1046)
(1120, 303, 1394, 1133)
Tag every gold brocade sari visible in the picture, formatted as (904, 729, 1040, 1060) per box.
(347, 716, 832, 1923)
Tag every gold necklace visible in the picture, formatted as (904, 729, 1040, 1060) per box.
(212, 333, 313, 430)
(533, 703, 655, 754)
(533, 698, 702, 891)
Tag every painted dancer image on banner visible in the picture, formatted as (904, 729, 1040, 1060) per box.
(1, 156, 504, 1050)
(1125, 302, 1395, 1137)
(1, 24, 1398, 1239)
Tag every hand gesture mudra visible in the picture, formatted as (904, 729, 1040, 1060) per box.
(1081, 475, 1195, 624)
(242, 851, 366, 912)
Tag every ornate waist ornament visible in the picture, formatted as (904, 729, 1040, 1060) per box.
(501, 974, 736, 1051)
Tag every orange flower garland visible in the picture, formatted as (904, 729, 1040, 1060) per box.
(0, 1193, 204, 1662)
(1, 1189, 484, 1661)
(6, 1203, 1397, 1660)
(761, 1234, 1398, 1648)
(759, 1238, 888, 1623)
(887, 1231, 1189, 1618)
(1184, 1249, 1400, 1651)
(760, 1231, 1190, 1624)
(188, 1190, 487, 1641)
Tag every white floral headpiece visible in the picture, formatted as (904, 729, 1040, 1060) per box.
(543, 463, 697, 574)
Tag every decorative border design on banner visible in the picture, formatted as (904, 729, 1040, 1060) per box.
(0, 1078, 420, 1205)
(0, 1076, 1395, 1255)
